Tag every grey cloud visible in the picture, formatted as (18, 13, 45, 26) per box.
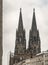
(42, 0, 48, 5)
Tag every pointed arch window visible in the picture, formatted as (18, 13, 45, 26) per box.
(34, 47, 36, 53)
(34, 36, 36, 41)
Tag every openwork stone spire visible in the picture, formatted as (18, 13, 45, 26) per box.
(28, 8, 41, 57)
(31, 8, 37, 31)
(14, 8, 26, 54)
(18, 8, 23, 30)
(9, 8, 41, 65)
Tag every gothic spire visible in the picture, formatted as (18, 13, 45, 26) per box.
(18, 8, 23, 30)
(9, 52, 11, 65)
(31, 8, 37, 31)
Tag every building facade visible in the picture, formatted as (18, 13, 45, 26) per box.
(9, 8, 41, 65)
(0, 0, 3, 65)
(20, 52, 48, 65)
(27, 9, 41, 57)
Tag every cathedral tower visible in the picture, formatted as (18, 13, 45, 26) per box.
(14, 8, 26, 55)
(28, 8, 41, 57)
(9, 8, 41, 65)
(13, 8, 26, 63)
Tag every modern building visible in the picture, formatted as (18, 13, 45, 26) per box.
(0, 0, 3, 65)
(9, 8, 41, 65)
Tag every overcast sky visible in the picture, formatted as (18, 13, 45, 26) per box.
(3, 0, 48, 65)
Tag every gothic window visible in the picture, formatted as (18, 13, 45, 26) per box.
(24, 39, 25, 43)
(21, 33, 23, 37)
(30, 41, 32, 45)
(34, 47, 36, 53)
(36, 48, 39, 53)
(16, 39, 19, 43)
(31, 49, 33, 54)
(20, 38, 21, 42)
(15, 49, 18, 54)
(38, 41, 40, 44)
(34, 36, 36, 41)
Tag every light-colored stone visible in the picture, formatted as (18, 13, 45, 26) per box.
(15, 51, 48, 65)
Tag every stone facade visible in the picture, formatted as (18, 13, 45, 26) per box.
(9, 8, 41, 65)
(27, 9, 41, 57)
(19, 51, 48, 65)
(0, 0, 2, 65)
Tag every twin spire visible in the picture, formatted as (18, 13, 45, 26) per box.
(18, 8, 37, 31)
(31, 8, 37, 31)
(18, 8, 23, 30)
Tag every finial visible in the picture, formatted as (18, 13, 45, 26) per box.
(33, 8, 35, 13)
(20, 8, 22, 11)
